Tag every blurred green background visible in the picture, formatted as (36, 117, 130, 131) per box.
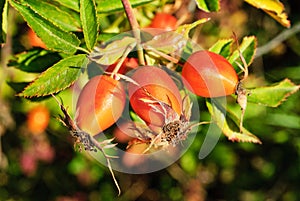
(1, 0, 300, 200)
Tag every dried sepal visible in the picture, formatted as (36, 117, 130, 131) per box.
(51, 94, 121, 195)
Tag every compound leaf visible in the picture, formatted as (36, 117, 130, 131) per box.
(25, 0, 81, 32)
(228, 36, 257, 73)
(209, 38, 233, 58)
(247, 79, 300, 107)
(19, 54, 88, 97)
(206, 99, 262, 144)
(9, 0, 80, 54)
(89, 36, 136, 65)
(80, 0, 98, 51)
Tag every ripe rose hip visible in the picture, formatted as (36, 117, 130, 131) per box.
(149, 13, 178, 31)
(104, 57, 139, 74)
(27, 28, 47, 49)
(182, 50, 239, 97)
(76, 75, 126, 135)
(27, 105, 50, 135)
(128, 66, 182, 127)
(122, 140, 148, 167)
(113, 121, 134, 143)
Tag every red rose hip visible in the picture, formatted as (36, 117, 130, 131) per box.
(76, 75, 126, 135)
(182, 50, 239, 97)
(149, 13, 178, 31)
(128, 66, 182, 127)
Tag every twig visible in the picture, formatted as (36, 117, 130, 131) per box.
(111, 42, 136, 76)
(121, 0, 145, 65)
(255, 22, 300, 58)
(232, 33, 250, 133)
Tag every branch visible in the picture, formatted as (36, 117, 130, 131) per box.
(255, 22, 300, 58)
(121, 0, 145, 65)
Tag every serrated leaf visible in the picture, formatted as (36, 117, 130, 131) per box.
(89, 36, 136, 65)
(80, 0, 98, 50)
(143, 31, 187, 56)
(228, 36, 257, 72)
(195, 0, 220, 12)
(247, 79, 300, 107)
(9, 0, 80, 54)
(206, 99, 261, 144)
(25, 0, 81, 32)
(53, 0, 80, 12)
(176, 18, 210, 38)
(143, 19, 209, 59)
(1, 0, 7, 43)
(8, 49, 61, 73)
(97, 0, 152, 13)
(19, 54, 88, 97)
(209, 38, 233, 58)
(7, 81, 30, 94)
(244, 0, 290, 28)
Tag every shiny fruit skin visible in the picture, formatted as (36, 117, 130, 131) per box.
(27, 105, 50, 135)
(149, 13, 177, 31)
(76, 75, 126, 135)
(182, 50, 239, 97)
(113, 121, 134, 143)
(122, 140, 148, 167)
(128, 66, 182, 126)
(27, 28, 47, 49)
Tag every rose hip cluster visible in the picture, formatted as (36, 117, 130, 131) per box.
(75, 50, 240, 153)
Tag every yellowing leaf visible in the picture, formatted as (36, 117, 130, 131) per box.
(244, 0, 290, 28)
(206, 100, 262, 144)
(176, 18, 210, 38)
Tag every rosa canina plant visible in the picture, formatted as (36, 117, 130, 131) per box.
(4, 0, 299, 196)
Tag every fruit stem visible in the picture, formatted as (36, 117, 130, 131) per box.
(233, 32, 248, 81)
(143, 44, 179, 63)
(76, 46, 90, 54)
(121, 0, 145, 65)
(111, 42, 135, 76)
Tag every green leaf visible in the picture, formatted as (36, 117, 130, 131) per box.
(244, 0, 290, 28)
(143, 19, 209, 61)
(80, 0, 98, 51)
(98, 32, 118, 42)
(1, 0, 7, 43)
(25, 0, 81, 32)
(228, 36, 257, 72)
(19, 54, 88, 97)
(143, 31, 187, 55)
(7, 81, 30, 94)
(209, 38, 233, 58)
(247, 79, 300, 107)
(53, 0, 80, 12)
(9, 0, 80, 54)
(97, 0, 153, 13)
(175, 18, 210, 38)
(265, 113, 300, 129)
(8, 49, 61, 73)
(89, 36, 136, 65)
(206, 99, 262, 144)
(194, 0, 220, 12)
